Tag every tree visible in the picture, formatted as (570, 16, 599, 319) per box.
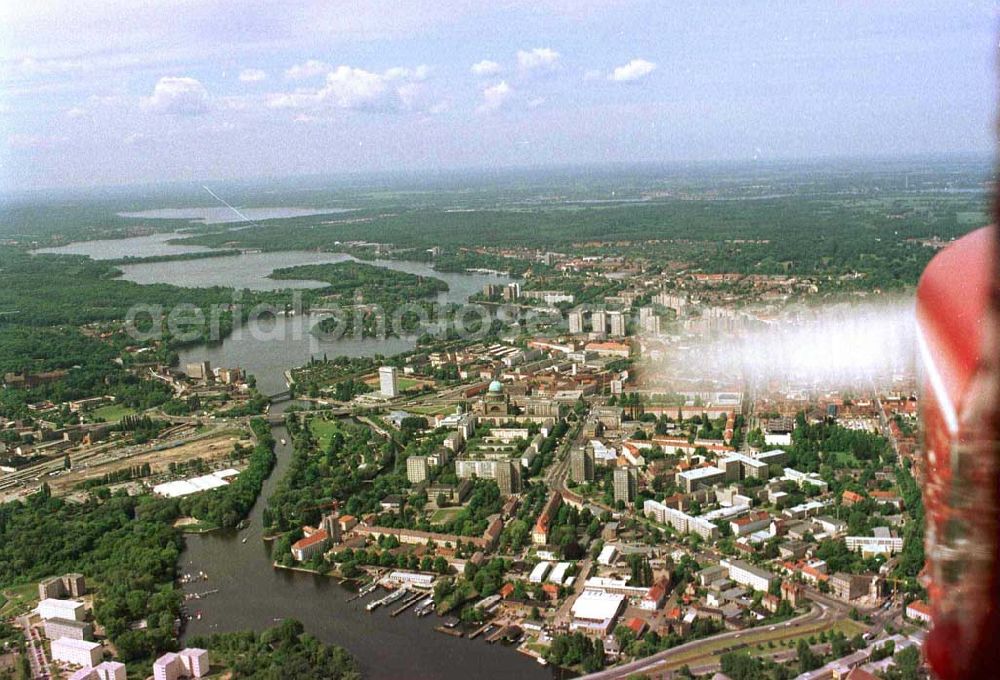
(797, 639, 821, 673)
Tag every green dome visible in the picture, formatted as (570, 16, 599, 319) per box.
(488, 380, 504, 393)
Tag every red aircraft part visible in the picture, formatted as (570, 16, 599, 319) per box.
(916, 225, 999, 679)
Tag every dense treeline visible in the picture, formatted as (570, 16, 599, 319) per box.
(0, 486, 183, 660)
(188, 618, 359, 679)
(269, 261, 447, 303)
(0, 326, 175, 420)
(171, 188, 986, 286)
(264, 417, 398, 532)
(178, 419, 275, 529)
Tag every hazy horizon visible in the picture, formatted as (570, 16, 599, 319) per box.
(2, 1, 997, 192)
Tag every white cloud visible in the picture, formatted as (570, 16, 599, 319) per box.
(123, 132, 149, 145)
(609, 58, 656, 82)
(517, 47, 560, 71)
(238, 68, 267, 83)
(141, 76, 210, 115)
(471, 60, 501, 76)
(65, 106, 86, 118)
(477, 80, 513, 113)
(268, 64, 430, 112)
(284, 59, 331, 80)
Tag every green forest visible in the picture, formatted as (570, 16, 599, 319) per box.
(188, 618, 359, 679)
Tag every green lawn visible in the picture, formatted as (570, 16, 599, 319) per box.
(309, 418, 342, 449)
(430, 507, 463, 524)
(89, 404, 136, 423)
(0, 582, 41, 617)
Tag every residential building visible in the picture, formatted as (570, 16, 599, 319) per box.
(613, 466, 637, 504)
(51, 638, 102, 668)
(44, 618, 93, 641)
(378, 366, 399, 398)
(570, 447, 595, 483)
(38, 574, 86, 600)
(829, 573, 877, 602)
(845, 528, 904, 556)
(721, 559, 776, 592)
(591, 309, 607, 334)
(532, 492, 562, 545)
(608, 311, 626, 337)
(730, 511, 771, 537)
(37, 598, 86, 622)
(94, 662, 127, 680)
(677, 466, 727, 493)
(406, 456, 429, 484)
(153, 649, 210, 680)
(493, 460, 521, 496)
(905, 599, 932, 623)
(568, 310, 584, 334)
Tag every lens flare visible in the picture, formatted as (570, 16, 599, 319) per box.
(664, 299, 917, 391)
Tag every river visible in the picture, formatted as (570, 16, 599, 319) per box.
(34, 234, 552, 679)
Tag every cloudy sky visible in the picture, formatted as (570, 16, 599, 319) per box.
(1, 0, 996, 191)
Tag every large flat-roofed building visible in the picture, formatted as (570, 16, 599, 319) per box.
(846, 528, 904, 556)
(529, 562, 552, 584)
(44, 617, 93, 641)
(455, 459, 521, 496)
(37, 598, 86, 622)
(51, 638, 102, 668)
(642, 499, 719, 540)
(677, 466, 727, 493)
(379, 366, 399, 398)
(721, 559, 776, 592)
(570, 590, 626, 636)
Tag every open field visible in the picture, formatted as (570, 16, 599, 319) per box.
(48, 428, 250, 494)
(309, 418, 342, 449)
(88, 404, 135, 423)
(0, 583, 39, 618)
(362, 374, 431, 392)
(430, 507, 464, 524)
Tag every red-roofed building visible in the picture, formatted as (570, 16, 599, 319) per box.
(842, 490, 864, 506)
(845, 669, 879, 680)
(532, 492, 562, 546)
(641, 577, 669, 611)
(500, 583, 515, 599)
(905, 599, 932, 623)
(781, 581, 802, 607)
(541, 583, 560, 601)
(291, 529, 329, 562)
(624, 617, 647, 638)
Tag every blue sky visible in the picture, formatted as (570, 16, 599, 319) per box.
(1, 0, 997, 190)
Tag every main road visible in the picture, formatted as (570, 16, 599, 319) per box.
(578, 599, 835, 679)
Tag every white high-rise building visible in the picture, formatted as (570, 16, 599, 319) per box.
(568, 310, 584, 334)
(591, 310, 607, 334)
(379, 366, 399, 398)
(609, 311, 626, 337)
